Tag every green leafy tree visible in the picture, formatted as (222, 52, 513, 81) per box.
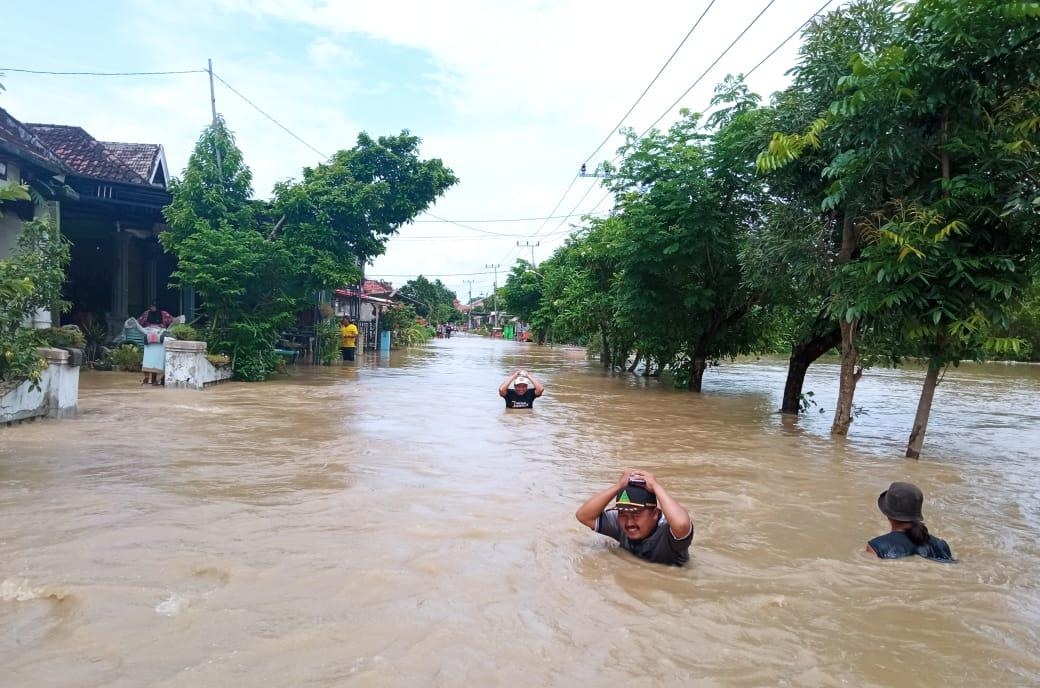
(272, 131, 458, 293)
(750, 0, 899, 416)
(398, 275, 459, 321)
(828, 0, 1040, 457)
(0, 217, 71, 388)
(764, 0, 1040, 455)
(501, 259, 543, 325)
(162, 120, 290, 380)
(608, 104, 763, 390)
(531, 220, 625, 364)
(163, 122, 456, 380)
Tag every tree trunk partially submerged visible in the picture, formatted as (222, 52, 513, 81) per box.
(831, 211, 862, 435)
(831, 317, 862, 435)
(690, 355, 707, 392)
(781, 323, 841, 414)
(906, 361, 941, 459)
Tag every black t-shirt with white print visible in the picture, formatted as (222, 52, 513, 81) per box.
(504, 388, 537, 409)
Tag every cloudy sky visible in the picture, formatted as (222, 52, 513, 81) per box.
(2, 0, 838, 300)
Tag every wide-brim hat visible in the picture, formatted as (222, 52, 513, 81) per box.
(514, 376, 532, 387)
(877, 481, 924, 522)
(615, 482, 657, 511)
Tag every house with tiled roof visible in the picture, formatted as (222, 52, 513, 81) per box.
(102, 141, 169, 187)
(0, 106, 177, 336)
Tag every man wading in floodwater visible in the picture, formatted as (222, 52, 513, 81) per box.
(499, 369, 544, 409)
(576, 469, 694, 566)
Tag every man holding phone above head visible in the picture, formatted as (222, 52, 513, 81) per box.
(576, 469, 694, 566)
(498, 368, 544, 409)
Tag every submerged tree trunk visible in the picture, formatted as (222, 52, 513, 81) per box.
(643, 356, 657, 377)
(628, 350, 642, 373)
(831, 318, 862, 435)
(599, 325, 611, 368)
(906, 361, 941, 459)
(781, 324, 841, 415)
(830, 211, 862, 435)
(691, 355, 707, 392)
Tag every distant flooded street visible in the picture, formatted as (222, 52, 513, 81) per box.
(2, 335, 1039, 687)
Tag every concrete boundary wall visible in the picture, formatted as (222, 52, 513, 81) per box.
(0, 348, 80, 425)
(164, 340, 233, 390)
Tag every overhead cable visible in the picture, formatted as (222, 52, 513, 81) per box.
(210, 71, 329, 159)
(535, 0, 839, 255)
(421, 212, 545, 237)
(581, 0, 718, 166)
(0, 67, 206, 76)
(366, 270, 498, 278)
(632, 0, 779, 143)
(743, 0, 838, 78)
(414, 211, 606, 223)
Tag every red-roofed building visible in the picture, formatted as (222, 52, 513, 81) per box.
(1, 106, 176, 335)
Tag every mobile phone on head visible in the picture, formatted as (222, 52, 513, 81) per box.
(628, 476, 646, 486)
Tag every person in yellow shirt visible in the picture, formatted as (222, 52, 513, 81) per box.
(340, 316, 360, 361)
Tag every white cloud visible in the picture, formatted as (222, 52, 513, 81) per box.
(3, 0, 838, 290)
(307, 37, 362, 69)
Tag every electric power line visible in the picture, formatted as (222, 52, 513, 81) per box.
(533, 0, 839, 256)
(743, 0, 838, 78)
(0, 67, 206, 76)
(522, 0, 780, 258)
(414, 211, 606, 223)
(535, 178, 603, 241)
(367, 270, 499, 278)
(630, 0, 780, 144)
(421, 212, 546, 237)
(393, 234, 526, 241)
(210, 71, 329, 160)
(582, 0, 717, 166)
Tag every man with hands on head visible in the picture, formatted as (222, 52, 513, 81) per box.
(576, 469, 694, 566)
(499, 368, 544, 409)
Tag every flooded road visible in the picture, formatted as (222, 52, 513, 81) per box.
(2, 335, 1039, 687)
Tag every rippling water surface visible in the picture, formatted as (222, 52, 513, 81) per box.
(2, 336, 1039, 687)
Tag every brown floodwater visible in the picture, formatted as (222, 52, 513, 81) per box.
(2, 335, 1039, 687)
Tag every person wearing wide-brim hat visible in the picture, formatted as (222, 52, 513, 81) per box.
(867, 481, 954, 562)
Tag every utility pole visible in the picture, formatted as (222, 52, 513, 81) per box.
(516, 240, 540, 267)
(207, 58, 223, 180)
(461, 279, 475, 330)
(484, 264, 500, 329)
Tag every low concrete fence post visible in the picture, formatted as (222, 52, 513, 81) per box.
(164, 340, 233, 390)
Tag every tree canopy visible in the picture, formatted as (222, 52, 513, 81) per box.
(162, 120, 456, 379)
(518, 0, 1040, 457)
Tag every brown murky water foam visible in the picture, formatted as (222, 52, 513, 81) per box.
(2, 336, 1039, 686)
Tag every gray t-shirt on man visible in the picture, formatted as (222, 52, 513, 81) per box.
(595, 510, 694, 566)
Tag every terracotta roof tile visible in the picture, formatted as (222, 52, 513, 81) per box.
(102, 141, 161, 182)
(25, 123, 148, 184)
(363, 279, 393, 295)
(0, 107, 68, 174)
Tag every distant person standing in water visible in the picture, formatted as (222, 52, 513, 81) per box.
(498, 368, 544, 409)
(576, 469, 694, 566)
(137, 303, 173, 386)
(340, 316, 359, 362)
(867, 481, 954, 562)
